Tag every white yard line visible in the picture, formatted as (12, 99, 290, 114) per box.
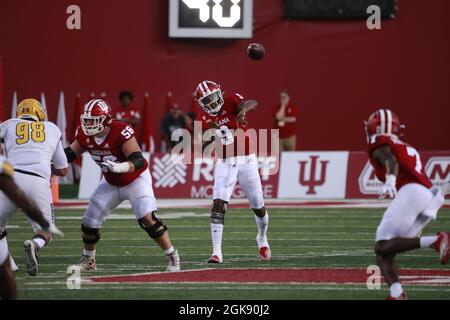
(55, 198, 450, 210)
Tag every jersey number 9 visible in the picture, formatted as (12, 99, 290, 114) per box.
(15, 122, 46, 145)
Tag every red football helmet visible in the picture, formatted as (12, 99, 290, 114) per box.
(195, 80, 224, 116)
(80, 99, 113, 136)
(365, 108, 403, 142)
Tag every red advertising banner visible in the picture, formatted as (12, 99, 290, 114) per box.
(149, 154, 279, 199)
(346, 151, 450, 198)
(78, 151, 449, 200)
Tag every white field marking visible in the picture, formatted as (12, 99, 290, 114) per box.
(78, 280, 450, 287)
(23, 281, 374, 286)
(54, 197, 450, 210)
(51, 210, 389, 216)
(19, 285, 450, 293)
(10, 251, 358, 260)
(56, 212, 209, 221)
(50, 215, 386, 222)
(10, 226, 375, 236)
(14, 249, 437, 259)
(12, 225, 383, 229)
(54, 203, 393, 210)
(5, 237, 376, 242)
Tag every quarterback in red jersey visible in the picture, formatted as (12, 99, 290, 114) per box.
(366, 109, 450, 300)
(196, 80, 271, 264)
(64, 99, 180, 272)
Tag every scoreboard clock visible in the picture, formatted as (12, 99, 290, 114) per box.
(169, 0, 253, 39)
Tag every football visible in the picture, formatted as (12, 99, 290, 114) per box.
(247, 43, 265, 61)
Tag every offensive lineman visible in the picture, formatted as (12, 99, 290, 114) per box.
(64, 99, 180, 272)
(195, 80, 271, 264)
(366, 109, 450, 300)
(0, 99, 68, 276)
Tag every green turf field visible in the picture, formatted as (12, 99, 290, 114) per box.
(6, 207, 450, 300)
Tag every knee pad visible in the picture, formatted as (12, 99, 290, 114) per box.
(212, 199, 227, 213)
(252, 207, 266, 217)
(138, 212, 167, 239)
(211, 200, 227, 224)
(210, 211, 225, 224)
(81, 224, 101, 245)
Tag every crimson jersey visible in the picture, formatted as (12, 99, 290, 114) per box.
(76, 120, 148, 187)
(367, 135, 432, 190)
(199, 93, 253, 158)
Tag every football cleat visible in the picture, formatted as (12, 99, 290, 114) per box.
(207, 255, 223, 264)
(433, 232, 449, 265)
(386, 292, 408, 300)
(77, 255, 97, 271)
(256, 234, 271, 261)
(166, 250, 181, 272)
(24, 240, 39, 276)
(259, 247, 272, 261)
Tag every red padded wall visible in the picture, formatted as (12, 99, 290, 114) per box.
(0, 0, 449, 150)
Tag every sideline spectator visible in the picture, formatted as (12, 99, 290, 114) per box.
(161, 103, 192, 152)
(115, 90, 141, 127)
(273, 90, 299, 151)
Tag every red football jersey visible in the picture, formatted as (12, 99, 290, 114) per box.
(76, 120, 148, 187)
(272, 102, 299, 139)
(367, 135, 432, 190)
(199, 93, 253, 158)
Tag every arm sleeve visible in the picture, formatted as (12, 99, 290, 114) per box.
(52, 140, 69, 169)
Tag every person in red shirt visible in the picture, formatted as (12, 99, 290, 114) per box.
(64, 99, 180, 272)
(196, 80, 271, 264)
(115, 91, 141, 126)
(273, 90, 299, 151)
(366, 108, 450, 300)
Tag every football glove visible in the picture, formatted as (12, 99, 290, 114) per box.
(101, 160, 130, 173)
(379, 174, 397, 199)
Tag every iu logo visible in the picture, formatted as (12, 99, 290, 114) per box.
(298, 156, 329, 194)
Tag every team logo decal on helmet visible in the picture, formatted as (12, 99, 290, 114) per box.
(16, 98, 46, 122)
(80, 99, 113, 136)
(195, 80, 225, 116)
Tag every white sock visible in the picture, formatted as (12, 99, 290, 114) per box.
(82, 249, 96, 258)
(9, 255, 18, 271)
(420, 236, 439, 249)
(164, 246, 175, 255)
(255, 212, 269, 237)
(33, 237, 46, 249)
(211, 223, 223, 258)
(390, 282, 403, 298)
